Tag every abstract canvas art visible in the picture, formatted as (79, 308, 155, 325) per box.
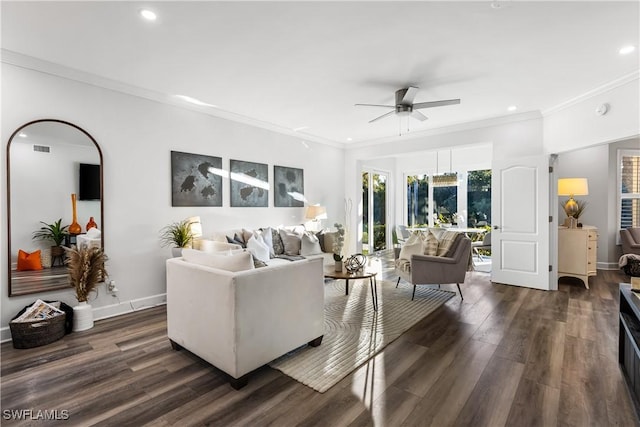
(230, 159, 269, 207)
(274, 165, 304, 207)
(171, 151, 222, 207)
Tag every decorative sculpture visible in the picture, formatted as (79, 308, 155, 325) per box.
(345, 253, 367, 273)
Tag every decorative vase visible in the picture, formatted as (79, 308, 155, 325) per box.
(335, 260, 343, 272)
(172, 247, 184, 258)
(73, 301, 94, 331)
(69, 193, 81, 234)
(86, 217, 97, 231)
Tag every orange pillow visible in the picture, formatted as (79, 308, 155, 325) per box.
(17, 250, 43, 271)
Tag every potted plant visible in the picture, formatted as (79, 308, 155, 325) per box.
(333, 223, 345, 271)
(32, 219, 69, 265)
(65, 245, 108, 331)
(160, 219, 195, 257)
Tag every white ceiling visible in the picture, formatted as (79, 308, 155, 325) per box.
(2, 1, 639, 146)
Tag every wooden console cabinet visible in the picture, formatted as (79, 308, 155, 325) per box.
(558, 226, 597, 289)
(619, 284, 640, 415)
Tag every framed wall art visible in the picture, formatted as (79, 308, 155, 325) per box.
(171, 150, 222, 207)
(230, 159, 269, 207)
(274, 165, 304, 207)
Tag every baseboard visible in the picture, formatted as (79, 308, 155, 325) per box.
(598, 262, 620, 271)
(0, 293, 167, 343)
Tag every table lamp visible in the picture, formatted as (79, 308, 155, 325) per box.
(557, 178, 588, 227)
(187, 216, 203, 249)
(305, 205, 327, 231)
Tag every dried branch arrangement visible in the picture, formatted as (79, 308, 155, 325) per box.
(65, 246, 108, 302)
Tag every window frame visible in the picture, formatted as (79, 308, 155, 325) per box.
(617, 149, 640, 242)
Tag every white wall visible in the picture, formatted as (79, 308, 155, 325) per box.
(554, 144, 610, 266)
(1, 64, 344, 336)
(543, 76, 639, 153)
(345, 116, 544, 254)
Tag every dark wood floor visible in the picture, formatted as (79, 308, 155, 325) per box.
(2, 254, 639, 426)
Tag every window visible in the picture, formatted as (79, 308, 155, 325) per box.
(619, 149, 640, 230)
(406, 170, 491, 228)
(468, 169, 492, 226)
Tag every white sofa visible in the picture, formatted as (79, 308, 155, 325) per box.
(166, 253, 325, 389)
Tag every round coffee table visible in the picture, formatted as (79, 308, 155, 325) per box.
(324, 269, 378, 311)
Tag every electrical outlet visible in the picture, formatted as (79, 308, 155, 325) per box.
(107, 280, 118, 294)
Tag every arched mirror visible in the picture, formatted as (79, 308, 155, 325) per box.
(6, 119, 103, 296)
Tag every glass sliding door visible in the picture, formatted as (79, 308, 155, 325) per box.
(407, 174, 429, 227)
(362, 170, 389, 254)
(433, 173, 458, 225)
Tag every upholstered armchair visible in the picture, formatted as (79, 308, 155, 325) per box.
(621, 228, 640, 256)
(395, 236, 471, 300)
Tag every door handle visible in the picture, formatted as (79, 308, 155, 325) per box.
(493, 225, 500, 230)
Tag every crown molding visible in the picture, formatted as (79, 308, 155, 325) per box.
(542, 70, 640, 116)
(1, 49, 345, 149)
(346, 110, 543, 151)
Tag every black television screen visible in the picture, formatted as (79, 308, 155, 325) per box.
(79, 163, 101, 200)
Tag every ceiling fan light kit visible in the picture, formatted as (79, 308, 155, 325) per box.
(356, 87, 460, 123)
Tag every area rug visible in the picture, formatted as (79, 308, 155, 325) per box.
(269, 279, 455, 392)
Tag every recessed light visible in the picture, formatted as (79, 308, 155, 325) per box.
(507, 105, 517, 112)
(619, 45, 636, 55)
(139, 9, 157, 21)
(293, 126, 309, 132)
(175, 95, 217, 108)
(18, 132, 27, 138)
(346, 137, 353, 142)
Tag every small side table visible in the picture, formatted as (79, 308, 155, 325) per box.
(324, 269, 378, 311)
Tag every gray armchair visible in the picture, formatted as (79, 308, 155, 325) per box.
(621, 228, 640, 255)
(395, 236, 471, 300)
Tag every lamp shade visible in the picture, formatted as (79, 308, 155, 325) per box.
(305, 205, 327, 220)
(187, 216, 203, 238)
(558, 178, 589, 196)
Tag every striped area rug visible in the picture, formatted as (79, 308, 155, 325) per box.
(270, 279, 455, 393)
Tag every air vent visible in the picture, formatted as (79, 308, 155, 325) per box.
(33, 145, 50, 153)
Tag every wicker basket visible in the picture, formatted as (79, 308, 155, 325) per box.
(10, 313, 67, 349)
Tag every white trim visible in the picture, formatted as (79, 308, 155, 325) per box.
(542, 70, 640, 116)
(347, 111, 542, 150)
(598, 262, 620, 271)
(0, 49, 342, 148)
(0, 293, 167, 343)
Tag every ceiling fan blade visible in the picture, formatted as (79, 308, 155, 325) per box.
(413, 99, 461, 109)
(411, 111, 428, 121)
(369, 110, 396, 123)
(400, 86, 420, 104)
(355, 103, 394, 108)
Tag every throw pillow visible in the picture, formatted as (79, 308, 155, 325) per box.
(405, 231, 424, 246)
(242, 228, 255, 244)
(437, 231, 461, 257)
(316, 230, 327, 252)
(279, 228, 302, 256)
(398, 240, 423, 261)
(323, 231, 337, 254)
(246, 234, 270, 263)
(423, 231, 439, 256)
(17, 249, 43, 271)
(226, 235, 246, 248)
(258, 227, 275, 257)
(181, 249, 255, 272)
(444, 233, 464, 257)
(271, 228, 285, 255)
(301, 232, 323, 256)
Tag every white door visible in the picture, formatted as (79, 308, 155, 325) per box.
(491, 155, 550, 290)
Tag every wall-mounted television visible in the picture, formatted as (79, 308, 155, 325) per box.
(79, 163, 101, 201)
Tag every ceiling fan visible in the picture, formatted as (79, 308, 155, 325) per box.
(355, 87, 460, 123)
